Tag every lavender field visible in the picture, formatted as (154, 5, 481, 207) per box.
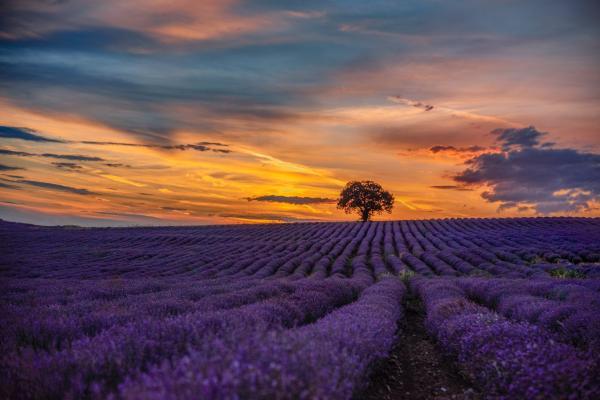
(1, 218, 600, 399)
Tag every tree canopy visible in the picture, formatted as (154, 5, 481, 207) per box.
(337, 180, 394, 221)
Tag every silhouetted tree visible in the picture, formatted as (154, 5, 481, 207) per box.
(337, 180, 394, 221)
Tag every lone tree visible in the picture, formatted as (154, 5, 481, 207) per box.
(337, 180, 394, 222)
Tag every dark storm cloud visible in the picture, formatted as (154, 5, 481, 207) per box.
(0, 164, 23, 171)
(454, 126, 600, 213)
(18, 180, 96, 195)
(246, 195, 335, 204)
(0, 125, 64, 142)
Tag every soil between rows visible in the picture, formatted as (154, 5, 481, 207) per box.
(360, 295, 480, 400)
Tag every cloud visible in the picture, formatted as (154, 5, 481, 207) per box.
(104, 163, 131, 168)
(0, 182, 19, 189)
(370, 123, 490, 149)
(0, 204, 176, 227)
(0, 56, 305, 141)
(491, 126, 549, 150)
(40, 152, 104, 161)
(246, 195, 335, 204)
(0, 125, 64, 142)
(430, 145, 487, 154)
(430, 185, 473, 191)
(81, 141, 232, 153)
(52, 162, 82, 169)
(0, 148, 105, 161)
(208, 171, 267, 184)
(198, 142, 228, 147)
(95, 211, 164, 221)
(212, 148, 232, 154)
(454, 126, 600, 213)
(17, 180, 96, 195)
(0, 164, 23, 171)
(220, 213, 315, 223)
(0, 149, 31, 157)
(161, 206, 188, 211)
(389, 96, 434, 111)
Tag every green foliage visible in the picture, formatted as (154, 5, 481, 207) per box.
(399, 270, 415, 283)
(549, 268, 585, 279)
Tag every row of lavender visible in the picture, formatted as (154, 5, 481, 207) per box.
(412, 277, 600, 399)
(1, 274, 405, 399)
(3, 276, 599, 399)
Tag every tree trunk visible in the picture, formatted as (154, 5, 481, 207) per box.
(361, 208, 370, 222)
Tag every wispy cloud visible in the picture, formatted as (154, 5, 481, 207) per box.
(98, 174, 145, 187)
(386, 96, 515, 126)
(430, 145, 487, 154)
(388, 96, 434, 111)
(161, 206, 188, 212)
(95, 211, 164, 221)
(246, 195, 335, 205)
(430, 185, 473, 191)
(0, 181, 19, 189)
(104, 163, 131, 168)
(0, 125, 64, 142)
(81, 141, 232, 153)
(42, 153, 104, 161)
(0, 163, 23, 171)
(52, 162, 82, 169)
(17, 179, 96, 195)
(0, 0, 278, 43)
(0, 148, 105, 161)
(220, 213, 317, 223)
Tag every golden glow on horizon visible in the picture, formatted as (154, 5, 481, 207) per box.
(1, 94, 597, 225)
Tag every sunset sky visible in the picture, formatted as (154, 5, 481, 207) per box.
(1, 0, 599, 226)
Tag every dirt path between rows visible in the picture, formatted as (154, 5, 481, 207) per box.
(360, 295, 480, 400)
